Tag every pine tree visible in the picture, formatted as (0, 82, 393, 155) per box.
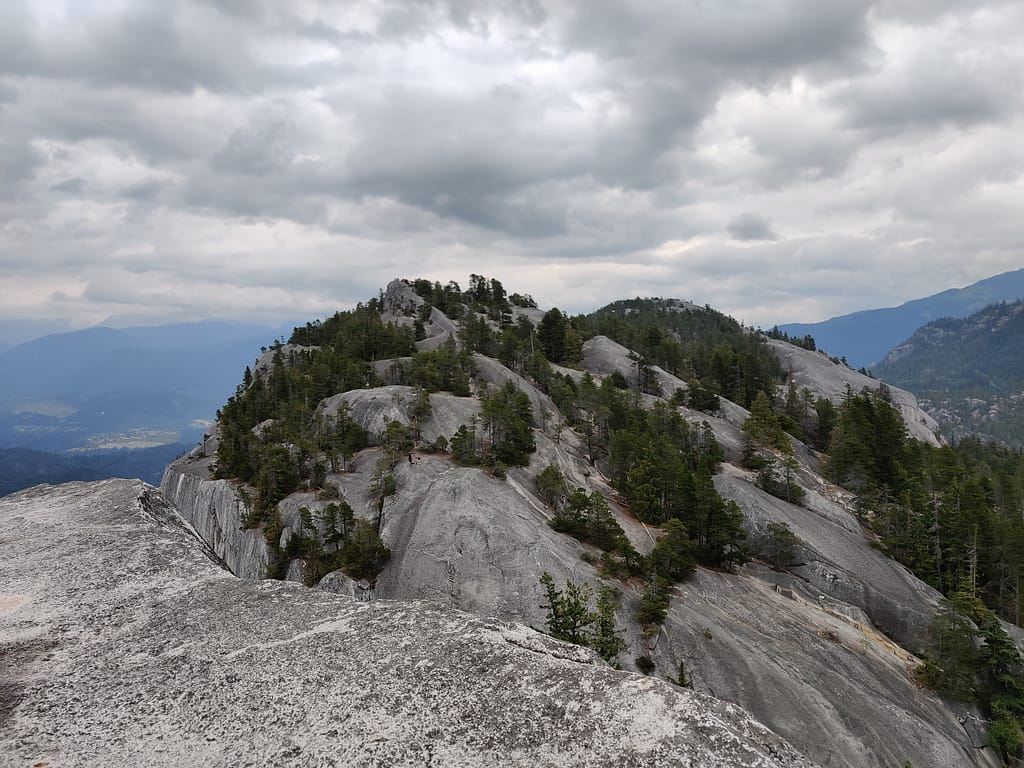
(592, 586, 627, 665)
(540, 572, 596, 644)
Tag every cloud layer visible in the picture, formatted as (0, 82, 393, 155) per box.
(2, 0, 1022, 329)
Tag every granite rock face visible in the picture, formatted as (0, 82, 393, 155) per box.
(150, 306, 998, 768)
(766, 338, 942, 446)
(0, 480, 819, 768)
(319, 385, 482, 447)
(160, 444, 269, 580)
(714, 466, 941, 652)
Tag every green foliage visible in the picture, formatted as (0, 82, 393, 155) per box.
(535, 464, 567, 508)
(334, 519, 391, 582)
(405, 339, 472, 396)
(592, 586, 628, 665)
(539, 573, 626, 665)
(409, 278, 464, 317)
(764, 325, 817, 351)
(319, 401, 367, 474)
(813, 397, 838, 451)
(445, 383, 535, 471)
(685, 381, 720, 413)
(583, 298, 785, 408)
(538, 308, 569, 364)
(250, 445, 300, 525)
(648, 519, 696, 582)
(917, 602, 978, 700)
(742, 390, 792, 452)
(543, 482, 642, 575)
(688, 471, 748, 570)
(540, 572, 596, 645)
(369, 461, 397, 523)
(479, 381, 536, 466)
(509, 292, 537, 308)
(379, 419, 414, 461)
(823, 386, 1024, 624)
(825, 386, 907, 493)
(542, 371, 742, 572)
(635, 655, 656, 674)
(987, 715, 1022, 757)
(450, 424, 479, 465)
(915, 593, 1024, 760)
(636, 577, 672, 626)
(874, 300, 1024, 445)
(551, 488, 629, 552)
(460, 313, 496, 355)
(762, 521, 802, 570)
(755, 456, 806, 506)
(214, 303, 409, 517)
(320, 500, 356, 547)
(669, 660, 693, 687)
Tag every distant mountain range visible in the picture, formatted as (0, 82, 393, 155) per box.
(0, 443, 192, 497)
(778, 268, 1024, 369)
(874, 300, 1024, 445)
(0, 318, 74, 353)
(0, 319, 296, 453)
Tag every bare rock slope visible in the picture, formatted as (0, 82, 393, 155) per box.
(0, 480, 818, 768)
(158, 326, 997, 768)
(155, 292, 992, 768)
(766, 338, 942, 446)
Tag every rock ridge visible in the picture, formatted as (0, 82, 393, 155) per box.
(0, 479, 819, 768)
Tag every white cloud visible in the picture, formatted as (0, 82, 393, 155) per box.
(1, 0, 1023, 331)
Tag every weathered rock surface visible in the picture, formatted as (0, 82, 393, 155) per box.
(0, 480, 819, 768)
(151, 311, 995, 768)
(766, 338, 942, 446)
(379, 278, 460, 353)
(382, 277, 424, 316)
(649, 567, 995, 768)
(714, 465, 941, 653)
(472, 353, 559, 430)
(319, 385, 481, 446)
(252, 343, 319, 381)
(582, 335, 643, 385)
(367, 450, 995, 768)
(160, 442, 269, 580)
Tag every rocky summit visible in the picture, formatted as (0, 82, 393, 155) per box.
(151, 279, 1003, 768)
(0, 479, 817, 768)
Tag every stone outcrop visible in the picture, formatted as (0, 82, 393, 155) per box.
(159, 441, 270, 580)
(766, 338, 942, 446)
(472, 353, 560, 430)
(251, 343, 320, 381)
(319, 385, 481, 447)
(0, 480, 819, 768)
(149, 305, 998, 768)
(714, 465, 941, 652)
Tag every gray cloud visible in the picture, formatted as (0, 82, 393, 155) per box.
(0, 138, 42, 184)
(728, 213, 779, 242)
(212, 121, 296, 176)
(49, 176, 86, 195)
(1, 0, 1023, 331)
(121, 178, 166, 202)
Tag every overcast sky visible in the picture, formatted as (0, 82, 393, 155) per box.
(2, 0, 1022, 334)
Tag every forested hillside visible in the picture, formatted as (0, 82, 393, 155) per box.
(211, 282, 769, 588)
(779, 267, 1024, 369)
(876, 301, 1024, 445)
(212, 276, 1024, 629)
